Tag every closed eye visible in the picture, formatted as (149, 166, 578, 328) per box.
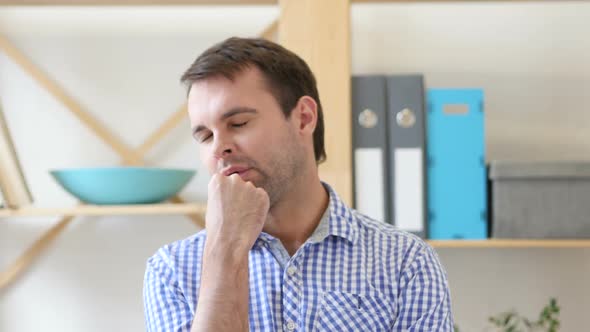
(231, 121, 248, 128)
(199, 133, 212, 143)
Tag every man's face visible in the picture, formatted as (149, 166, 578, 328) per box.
(187, 67, 306, 206)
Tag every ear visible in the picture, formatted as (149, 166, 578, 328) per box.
(291, 96, 318, 136)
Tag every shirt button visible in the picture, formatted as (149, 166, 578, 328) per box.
(287, 266, 297, 276)
(286, 320, 296, 331)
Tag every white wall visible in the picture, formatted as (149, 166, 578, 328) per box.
(1, 2, 589, 331)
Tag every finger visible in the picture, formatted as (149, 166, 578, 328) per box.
(228, 173, 245, 184)
(208, 173, 219, 190)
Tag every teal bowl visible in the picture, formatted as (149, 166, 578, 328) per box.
(50, 167, 196, 205)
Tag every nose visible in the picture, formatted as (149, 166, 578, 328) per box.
(212, 134, 234, 160)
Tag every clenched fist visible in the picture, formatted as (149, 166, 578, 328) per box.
(205, 173, 270, 254)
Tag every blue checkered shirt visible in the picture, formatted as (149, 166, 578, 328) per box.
(144, 183, 453, 331)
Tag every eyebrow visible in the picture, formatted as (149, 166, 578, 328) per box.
(192, 107, 258, 136)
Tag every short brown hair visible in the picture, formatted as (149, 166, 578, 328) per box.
(180, 37, 326, 164)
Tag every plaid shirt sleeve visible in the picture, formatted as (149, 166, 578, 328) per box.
(392, 243, 454, 331)
(143, 249, 194, 332)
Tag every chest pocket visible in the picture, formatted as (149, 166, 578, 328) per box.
(313, 290, 396, 332)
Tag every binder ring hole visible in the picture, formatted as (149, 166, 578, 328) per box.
(358, 109, 378, 128)
(396, 108, 416, 128)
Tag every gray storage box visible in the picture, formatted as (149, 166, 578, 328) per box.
(490, 161, 590, 239)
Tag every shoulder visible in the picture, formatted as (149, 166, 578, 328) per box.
(350, 209, 438, 268)
(351, 209, 426, 247)
(146, 229, 208, 271)
(325, 182, 433, 261)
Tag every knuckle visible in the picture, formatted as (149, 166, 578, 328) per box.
(256, 188, 268, 199)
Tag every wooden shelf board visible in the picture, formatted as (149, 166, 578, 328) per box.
(353, 0, 584, 2)
(1, 206, 589, 249)
(0, 203, 206, 217)
(428, 239, 590, 248)
(0, 0, 276, 5)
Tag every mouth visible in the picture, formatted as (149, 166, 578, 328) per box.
(222, 166, 252, 177)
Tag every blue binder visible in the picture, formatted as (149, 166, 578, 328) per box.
(426, 89, 487, 240)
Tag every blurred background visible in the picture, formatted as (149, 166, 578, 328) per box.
(1, 1, 589, 331)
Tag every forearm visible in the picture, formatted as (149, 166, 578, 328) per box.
(191, 241, 250, 332)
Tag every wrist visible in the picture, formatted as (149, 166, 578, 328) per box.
(203, 237, 250, 265)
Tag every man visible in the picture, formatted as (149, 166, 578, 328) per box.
(143, 37, 453, 332)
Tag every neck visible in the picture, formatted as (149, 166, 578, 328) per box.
(262, 171, 329, 256)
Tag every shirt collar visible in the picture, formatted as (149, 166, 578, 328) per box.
(318, 181, 358, 245)
(255, 182, 358, 246)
